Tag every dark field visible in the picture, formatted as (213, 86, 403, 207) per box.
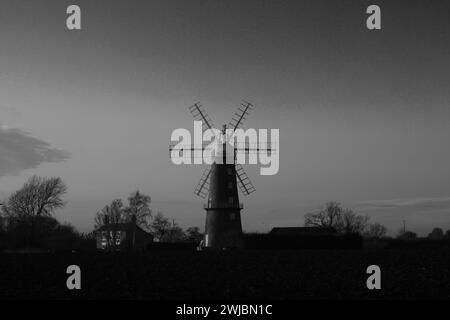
(1, 248, 450, 300)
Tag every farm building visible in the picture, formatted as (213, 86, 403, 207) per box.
(95, 217, 153, 251)
(244, 227, 361, 249)
(269, 227, 337, 236)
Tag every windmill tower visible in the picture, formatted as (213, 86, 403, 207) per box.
(170, 101, 272, 249)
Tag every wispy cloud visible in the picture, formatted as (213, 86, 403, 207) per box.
(355, 196, 450, 211)
(353, 196, 450, 236)
(0, 105, 21, 117)
(0, 125, 69, 177)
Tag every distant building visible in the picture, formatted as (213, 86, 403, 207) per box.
(95, 217, 153, 251)
(269, 227, 337, 236)
(243, 227, 351, 249)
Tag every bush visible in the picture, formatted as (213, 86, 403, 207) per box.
(2, 216, 95, 252)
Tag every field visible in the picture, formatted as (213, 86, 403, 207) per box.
(1, 248, 450, 299)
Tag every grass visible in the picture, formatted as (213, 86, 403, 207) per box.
(1, 248, 449, 299)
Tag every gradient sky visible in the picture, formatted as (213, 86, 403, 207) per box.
(1, 0, 450, 236)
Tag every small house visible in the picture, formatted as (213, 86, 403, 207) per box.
(95, 217, 153, 251)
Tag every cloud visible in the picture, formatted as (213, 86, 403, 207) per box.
(352, 196, 450, 236)
(0, 105, 21, 117)
(0, 125, 69, 177)
(355, 196, 450, 211)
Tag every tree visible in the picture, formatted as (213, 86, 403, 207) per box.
(151, 212, 171, 242)
(2, 175, 67, 219)
(427, 227, 444, 240)
(94, 199, 125, 250)
(304, 201, 343, 230)
(5, 215, 76, 249)
(1, 176, 67, 247)
(150, 212, 187, 242)
(93, 191, 152, 250)
(94, 199, 125, 229)
(123, 190, 152, 229)
(42, 221, 79, 251)
(338, 209, 369, 235)
(186, 226, 203, 243)
(364, 223, 387, 239)
(162, 223, 186, 243)
(304, 202, 369, 235)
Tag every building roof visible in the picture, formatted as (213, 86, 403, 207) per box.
(269, 227, 337, 236)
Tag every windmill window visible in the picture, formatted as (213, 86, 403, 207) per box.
(230, 213, 236, 220)
(227, 168, 232, 175)
(228, 197, 234, 204)
(228, 181, 233, 189)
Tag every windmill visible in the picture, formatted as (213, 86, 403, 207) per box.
(170, 101, 272, 249)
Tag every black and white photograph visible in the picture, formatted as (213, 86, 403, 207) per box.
(1, 0, 450, 315)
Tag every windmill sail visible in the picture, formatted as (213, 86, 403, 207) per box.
(228, 100, 253, 131)
(189, 103, 215, 131)
(235, 164, 255, 196)
(194, 167, 212, 198)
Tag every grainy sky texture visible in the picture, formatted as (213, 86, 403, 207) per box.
(1, 0, 450, 235)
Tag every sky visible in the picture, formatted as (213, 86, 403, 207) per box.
(0, 0, 450, 236)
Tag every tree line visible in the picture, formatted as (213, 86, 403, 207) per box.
(304, 201, 450, 240)
(0, 175, 86, 250)
(2, 176, 450, 251)
(94, 191, 203, 243)
(0, 175, 203, 251)
(304, 201, 388, 238)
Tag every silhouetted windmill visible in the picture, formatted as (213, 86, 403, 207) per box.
(170, 101, 272, 249)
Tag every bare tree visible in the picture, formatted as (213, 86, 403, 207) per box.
(162, 224, 186, 243)
(304, 201, 370, 235)
(304, 201, 343, 230)
(124, 190, 152, 229)
(0, 176, 67, 247)
(364, 223, 387, 239)
(94, 199, 125, 250)
(338, 209, 369, 235)
(94, 199, 125, 229)
(186, 226, 203, 243)
(151, 212, 171, 242)
(2, 176, 67, 219)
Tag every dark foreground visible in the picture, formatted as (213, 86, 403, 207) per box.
(1, 248, 449, 299)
